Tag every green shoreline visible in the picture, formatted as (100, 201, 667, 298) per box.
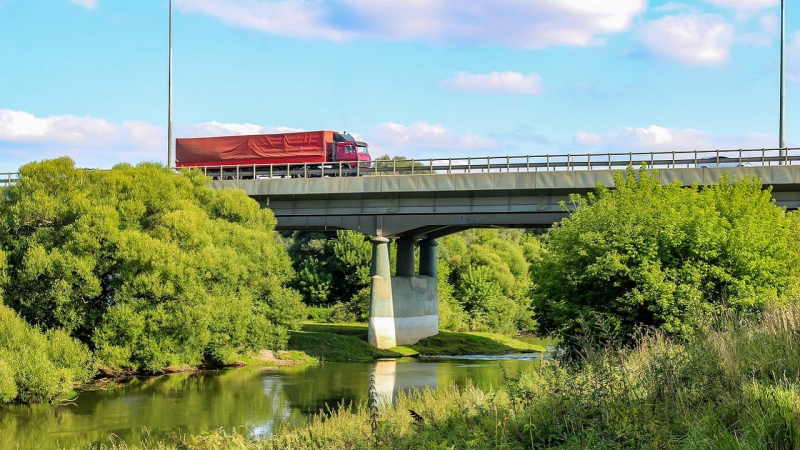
(287, 322, 548, 362)
(80, 324, 547, 393)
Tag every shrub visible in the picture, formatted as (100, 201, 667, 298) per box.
(0, 303, 93, 404)
(533, 166, 800, 351)
(0, 159, 304, 373)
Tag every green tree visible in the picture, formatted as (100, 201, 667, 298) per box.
(532, 166, 800, 351)
(0, 158, 303, 373)
(441, 229, 535, 334)
(285, 230, 371, 307)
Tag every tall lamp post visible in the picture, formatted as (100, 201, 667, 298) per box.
(168, 0, 174, 168)
(780, 0, 786, 162)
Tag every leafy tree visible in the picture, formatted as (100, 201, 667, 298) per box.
(285, 230, 371, 307)
(441, 229, 535, 334)
(532, 166, 800, 352)
(374, 155, 428, 174)
(0, 158, 303, 372)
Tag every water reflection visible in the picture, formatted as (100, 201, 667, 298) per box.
(0, 356, 541, 449)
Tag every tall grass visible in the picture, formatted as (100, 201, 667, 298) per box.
(64, 305, 800, 449)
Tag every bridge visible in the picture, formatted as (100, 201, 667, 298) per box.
(4, 148, 800, 349)
(200, 147, 800, 349)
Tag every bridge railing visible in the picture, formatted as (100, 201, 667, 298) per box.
(2, 148, 799, 184)
(189, 147, 800, 179)
(0, 172, 20, 187)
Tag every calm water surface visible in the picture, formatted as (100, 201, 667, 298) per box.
(0, 355, 543, 449)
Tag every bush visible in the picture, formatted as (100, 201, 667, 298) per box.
(533, 166, 800, 351)
(0, 158, 304, 373)
(0, 303, 93, 403)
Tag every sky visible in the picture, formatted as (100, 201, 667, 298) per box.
(0, 0, 798, 172)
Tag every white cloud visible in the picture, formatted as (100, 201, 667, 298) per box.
(739, 14, 777, 46)
(638, 14, 735, 65)
(574, 131, 604, 145)
(786, 32, 800, 83)
(654, 2, 699, 13)
(67, 0, 97, 9)
(574, 124, 775, 151)
(703, 0, 777, 11)
(0, 109, 165, 171)
(177, 121, 303, 137)
(174, 0, 646, 48)
(369, 122, 497, 158)
(0, 109, 161, 148)
(441, 71, 544, 95)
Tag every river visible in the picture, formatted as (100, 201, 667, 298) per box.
(0, 354, 545, 449)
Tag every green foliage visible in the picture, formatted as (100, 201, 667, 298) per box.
(0, 302, 94, 404)
(374, 154, 428, 174)
(532, 165, 800, 351)
(0, 158, 304, 373)
(285, 230, 371, 307)
(440, 229, 536, 334)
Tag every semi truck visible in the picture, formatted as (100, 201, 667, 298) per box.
(175, 130, 371, 178)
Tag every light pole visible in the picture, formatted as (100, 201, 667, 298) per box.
(779, 0, 786, 162)
(168, 0, 174, 168)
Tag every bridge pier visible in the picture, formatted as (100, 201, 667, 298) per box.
(367, 236, 439, 349)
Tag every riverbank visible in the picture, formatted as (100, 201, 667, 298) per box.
(79, 325, 545, 393)
(287, 323, 547, 362)
(65, 306, 799, 450)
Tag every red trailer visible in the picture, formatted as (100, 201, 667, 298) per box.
(176, 130, 370, 178)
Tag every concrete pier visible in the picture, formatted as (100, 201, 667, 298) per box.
(367, 236, 396, 348)
(367, 236, 439, 349)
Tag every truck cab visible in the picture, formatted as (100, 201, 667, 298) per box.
(332, 132, 371, 168)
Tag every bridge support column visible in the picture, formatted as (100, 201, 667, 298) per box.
(368, 236, 440, 350)
(368, 237, 396, 349)
(419, 239, 438, 278)
(395, 237, 416, 277)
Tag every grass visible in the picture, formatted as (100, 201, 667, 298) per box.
(287, 327, 402, 362)
(289, 323, 546, 361)
(72, 305, 800, 449)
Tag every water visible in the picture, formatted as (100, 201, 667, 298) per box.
(0, 355, 542, 449)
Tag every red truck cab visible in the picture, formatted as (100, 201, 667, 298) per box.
(332, 132, 371, 168)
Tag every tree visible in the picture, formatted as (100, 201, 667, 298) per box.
(441, 229, 535, 333)
(532, 166, 800, 352)
(0, 158, 304, 372)
(285, 230, 371, 307)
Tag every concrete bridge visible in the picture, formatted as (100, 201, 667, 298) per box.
(206, 148, 800, 349)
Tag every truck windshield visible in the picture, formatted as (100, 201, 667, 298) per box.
(357, 145, 369, 155)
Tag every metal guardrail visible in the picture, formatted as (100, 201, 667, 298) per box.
(190, 147, 800, 180)
(0, 172, 19, 187)
(2, 148, 799, 185)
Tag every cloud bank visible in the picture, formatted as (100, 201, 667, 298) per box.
(368, 122, 497, 158)
(441, 71, 544, 95)
(638, 14, 735, 65)
(174, 0, 646, 48)
(574, 124, 774, 151)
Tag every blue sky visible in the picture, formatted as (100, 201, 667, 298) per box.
(0, 0, 797, 171)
